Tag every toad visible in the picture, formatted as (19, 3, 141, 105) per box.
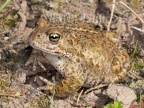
(27, 18, 130, 97)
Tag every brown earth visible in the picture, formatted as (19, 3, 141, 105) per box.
(0, 0, 144, 108)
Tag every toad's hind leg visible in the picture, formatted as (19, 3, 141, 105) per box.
(39, 76, 84, 97)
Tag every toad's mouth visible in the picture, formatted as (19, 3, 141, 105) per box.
(30, 42, 58, 53)
(30, 42, 64, 57)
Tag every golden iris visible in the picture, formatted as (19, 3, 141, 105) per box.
(48, 33, 61, 42)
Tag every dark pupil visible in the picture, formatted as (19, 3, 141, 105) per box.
(49, 33, 60, 42)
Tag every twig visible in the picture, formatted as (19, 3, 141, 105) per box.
(0, 93, 19, 97)
(0, 90, 26, 98)
(119, 1, 144, 24)
(107, 0, 116, 32)
(132, 26, 144, 33)
(76, 89, 83, 104)
(84, 84, 107, 94)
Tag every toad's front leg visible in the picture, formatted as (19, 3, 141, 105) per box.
(39, 76, 84, 97)
(25, 49, 48, 71)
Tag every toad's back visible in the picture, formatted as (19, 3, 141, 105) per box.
(29, 18, 130, 97)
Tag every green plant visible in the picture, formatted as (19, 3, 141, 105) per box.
(129, 92, 144, 108)
(130, 40, 139, 60)
(129, 40, 144, 71)
(49, 77, 56, 108)
(104, 101, 122, 108)
(139, 93, 143, 108)
(0, 0, 11, 12)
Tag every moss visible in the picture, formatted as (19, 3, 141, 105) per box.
(2, 16, 18, 28)
(38, 95, 49, 108)
(75, 12, 81, 19)
(30, 94, 49, 108)
(129, 80, 144, 89)
(10, 56, 20, 63)
(130, 0, 141, 9)
(0, 74, 11, 92)
(0, 66, 21, 95)
(134, 59, 144, 71)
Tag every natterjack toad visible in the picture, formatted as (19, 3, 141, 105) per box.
(28, 18, 130, 97)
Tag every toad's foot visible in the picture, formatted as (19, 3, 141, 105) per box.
(38, 76, 84, 97)
(25, 50, 48, 71)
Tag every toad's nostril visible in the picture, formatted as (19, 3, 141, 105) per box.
(37, 34, 41, 38)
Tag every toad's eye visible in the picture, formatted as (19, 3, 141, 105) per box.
(48, 33, 61, 42)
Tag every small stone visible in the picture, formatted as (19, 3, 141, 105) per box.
(30, 0, 43, 4)
(107, 84, 137, 108)
(4, 37, 10, 40)
(0, 41, 4, 48)
(84, 92, 99, 106)
(15, 68, 27, 83)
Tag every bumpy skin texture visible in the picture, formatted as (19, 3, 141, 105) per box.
(28, 18, 130, 97)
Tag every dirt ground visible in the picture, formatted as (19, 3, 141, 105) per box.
(0, 0, 144, 108)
